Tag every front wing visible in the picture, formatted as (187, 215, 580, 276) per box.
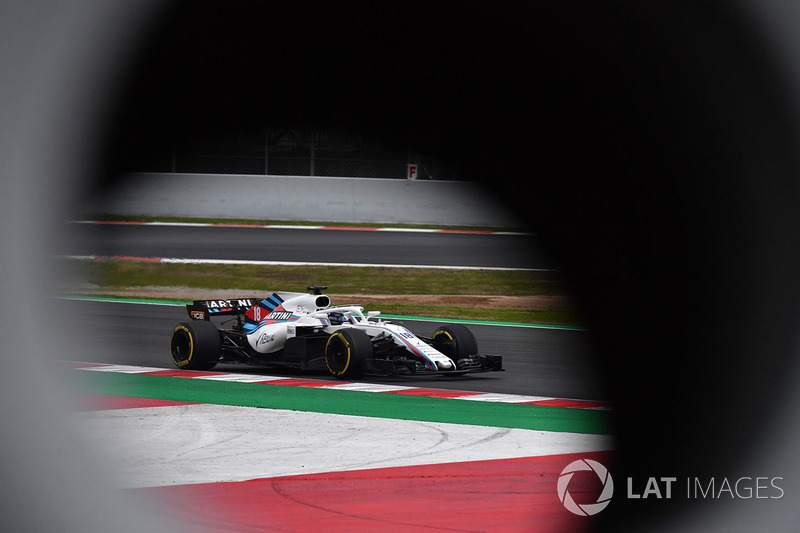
(363, 352, 504, 377)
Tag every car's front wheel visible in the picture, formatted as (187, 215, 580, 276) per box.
(432, 323, 478, 369)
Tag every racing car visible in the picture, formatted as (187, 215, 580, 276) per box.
(169, 286, 502, 378)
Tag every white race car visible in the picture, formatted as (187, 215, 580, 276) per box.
(170, 286, 503, 378)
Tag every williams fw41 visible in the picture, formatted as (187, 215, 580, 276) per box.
(170, 286, 503, 378)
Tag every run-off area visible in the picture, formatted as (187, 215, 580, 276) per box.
(72, 387, 613, 532)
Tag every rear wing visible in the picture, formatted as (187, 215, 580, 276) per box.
(186, 298, 261, 320)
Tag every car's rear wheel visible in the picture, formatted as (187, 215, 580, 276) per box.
(432, 324, 478, 369)
(325, 328, 372, 378)
(170, 321, 220, 370)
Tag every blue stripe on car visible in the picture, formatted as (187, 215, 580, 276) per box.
(372, 326, 436, 370)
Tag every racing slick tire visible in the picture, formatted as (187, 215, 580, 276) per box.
(170, 321, 221, 370)
(432, 323, 478, 369)
(325, 328, 372, 379)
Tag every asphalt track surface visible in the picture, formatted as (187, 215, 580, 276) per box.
(57, 298, 607, 401)
(62, 222, 553, 269)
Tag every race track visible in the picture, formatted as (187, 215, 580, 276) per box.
(56, 298, 607, 401)
(56, 230, 610, 531)
(62, 222, 553, 269)
(57, 220, 604, 400)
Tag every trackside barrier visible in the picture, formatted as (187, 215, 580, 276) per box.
(95, 173, 520, 227)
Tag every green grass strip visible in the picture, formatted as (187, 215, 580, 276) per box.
(73, 261, 564, 297)
(74, 371, 611, 435)
(61, 257, 583, 326)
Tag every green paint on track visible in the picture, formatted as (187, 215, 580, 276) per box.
(73, 371, 611, 435)
(380, 314, 587, 331)
(60, 295, 187, 307)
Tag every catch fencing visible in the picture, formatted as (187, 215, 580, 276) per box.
(150, 129, 456, 181)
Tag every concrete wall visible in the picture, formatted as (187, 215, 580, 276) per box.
(98, 173, 519, 227)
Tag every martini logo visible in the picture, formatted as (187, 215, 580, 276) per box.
(266, 311, 294, 321)
(558, 459, 614, 516)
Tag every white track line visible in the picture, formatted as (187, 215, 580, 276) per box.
(455, 393, 555, 403)
(73, 220, 532, 236)
(318, 383, 418, 393)
(193, 374, 288, 383)
(80, 364, 164, 374)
